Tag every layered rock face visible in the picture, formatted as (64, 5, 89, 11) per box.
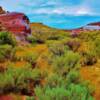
(0, 7, 31, 40)
(83, 22, 100, 30)
(88, 22, 100, 26)
(0, 12, 31, 36)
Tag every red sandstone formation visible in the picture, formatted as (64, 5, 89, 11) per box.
(88, 22, 100, 26)
(0, 12, 31, 37)
(69, 22, 100, 35)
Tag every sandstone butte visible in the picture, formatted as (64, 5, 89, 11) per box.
(0, 6, 31, 39)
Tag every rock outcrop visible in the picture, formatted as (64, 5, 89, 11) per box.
(0, 12, 31, 35)
(83, 22, 100, 30)
(88, 22, 100, 26)
(0, 7, 31, 42)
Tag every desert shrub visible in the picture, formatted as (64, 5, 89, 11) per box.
(31, 25, 70, 43)
(32, 30, 51, 43)
(47, 31, 70, 40)
(33, 60, 94, 100)
(45, 73, 67, 88)
(35, 86, 70, 100)
(79, 42, 97, 66)
(0, 44, 12, 62)
(0, 63, 42, 95)
(78, 31, 100, 59)
(94, 37, 100, 57)
(0, 31, 16, 46)
(7, 61, 32, 68)
(66, 38, 81, 51)
(0, 71, 14, 94)
(26, 35, 37, 45)
(67, 70, 80, 84)
(47, 41, 69, 56)
(79, 30, 100, 42)
(81, 50, 97, 66)
(14, 48, 38, 64)
(20, 52, 38, 64)
(51, 51, 80, 73)
(26, 96, 35, 100)
(34, 83, 94, 100)
(66, 83, 94, 100)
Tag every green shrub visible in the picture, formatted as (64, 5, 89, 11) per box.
(66, 83, 94, 100)
(66, 38, 81, 51)
(35, 86, 69, 100)
(94, 37, 100, 58)
(21, 52, 38, 64)
(78, 41, 97, 66)
(67, 70, 80, 84)
(45, 73, 67, 88)
(26, 96, 35, 100)
(0, 44, 12, 62)
(14, 48, 38, 64)
(0, 63, 42, 95)
(52, 51, 80, 73)
(34, 83, 94, 100)
(32, 30, 51, 43)
(0, 31, 16, 46)
(31, 25, 70, 43)
(26, 35, 37, 45)
(79, 30, 100, 42)
(82, 50, 97, 66)
(80, 42, 97, 66)
(47, 41, 69, 56)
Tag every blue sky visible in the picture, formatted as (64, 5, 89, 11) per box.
(0, 0, 100, 29)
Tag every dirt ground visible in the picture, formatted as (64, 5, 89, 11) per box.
(80, 60, 100, 100)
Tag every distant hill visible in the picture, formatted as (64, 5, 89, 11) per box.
(88, 22, 100, 26)
(30, 22, 70, 34)
(81, 22, 100, 30)
(30, 22, 63, 31)
(30, 22, 72, 33)
(30, 21, 100, 31)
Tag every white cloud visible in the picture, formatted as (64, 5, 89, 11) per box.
(76, 7, 92, 15)
(29, 6, 94, 16)
(0, 0, 100, 16)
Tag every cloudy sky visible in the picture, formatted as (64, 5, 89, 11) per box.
(0, 0, 100, 29)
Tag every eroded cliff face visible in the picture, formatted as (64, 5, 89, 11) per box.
(0, 7, 31, 41)
(0, 12, 31, 35)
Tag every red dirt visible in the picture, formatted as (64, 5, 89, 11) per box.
(0, 95, 13, 100)
(80, 61, 100, 100)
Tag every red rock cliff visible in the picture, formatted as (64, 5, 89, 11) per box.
(0, 7, 31, 36)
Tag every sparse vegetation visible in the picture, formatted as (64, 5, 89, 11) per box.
(0, 31, 16, 46)
(0, 44, 12, 62)
(0, 25, 99, 100)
